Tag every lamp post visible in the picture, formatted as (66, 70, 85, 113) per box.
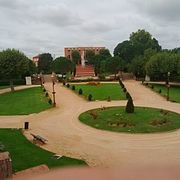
(38, 73, 43, 87)
(51, 74, 56, 107)
(167, 72, 170, 101)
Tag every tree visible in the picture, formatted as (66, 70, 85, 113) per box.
(25, 60, 37, 76)
(114, 40, 135, 63)
(99, 49, 112, 60)
(0, 49, 29, 91)
(130, 29, 161, 56)
(105, 56, 125, 78)
(38, 53, 53, 74)
(85, 49, 95, 64)
(146, 52, 180, 81)
(130, 56, 146, 79)
(52, 57, 74, 78)
(72, 50, 81, 64)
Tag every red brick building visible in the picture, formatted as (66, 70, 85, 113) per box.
(64, 47, 105, 66)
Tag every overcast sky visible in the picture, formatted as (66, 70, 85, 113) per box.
(0, 0, 180, 58)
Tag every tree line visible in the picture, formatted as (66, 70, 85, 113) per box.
(0, 29, 180, 87)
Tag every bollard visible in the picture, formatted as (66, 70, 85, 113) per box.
(24, 122, 29, 130)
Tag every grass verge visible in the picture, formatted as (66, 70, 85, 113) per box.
(146, 83, 180, 103)
(0, 87, 51, 115)
(0, 129, 87, 172)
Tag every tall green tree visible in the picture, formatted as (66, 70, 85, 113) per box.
(38, 53, 53, 74)
(99, 49, 112, 60)
(0, 49, 29, 91)
(52, 57, 74, 78)
(114, 40, 135, 63)
(72, 50, 81, 64)
(146, 52, 180, 81)
(106, 56, 125, 78)
(85, 49, 95, 64)
(130, 29, 161, 56)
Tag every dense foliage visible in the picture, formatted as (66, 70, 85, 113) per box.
(0, 49, 36, 90)
(38, 53, 53, 73)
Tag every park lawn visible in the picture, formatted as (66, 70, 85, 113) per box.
(79, 107, 180, 133)
(0, 87, 51, 115)
(149, 84, 180, 103)
(0, 86, 9, 89)
(71, 83, 126, 101)
(0, 129, 87, 173)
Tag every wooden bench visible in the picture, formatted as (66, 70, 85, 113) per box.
(31, 133, 48, 144)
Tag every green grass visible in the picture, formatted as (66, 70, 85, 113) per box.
(0, 129, 86, 172)
(148, 84, 180, 103)
(0, 86, 9, 89)
(79, 107, 180, 133)
(70, 83, 126, 101)
(0, 87, 51, 115)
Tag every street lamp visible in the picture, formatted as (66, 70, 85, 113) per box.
(51, 73, 56, 107)
(167, 72, 170, 101)
(38, 75, 43, 87)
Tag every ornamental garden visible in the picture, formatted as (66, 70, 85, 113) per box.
(0, 29, 180, 176)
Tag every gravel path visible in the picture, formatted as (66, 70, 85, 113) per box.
(0, 80, 180, 167)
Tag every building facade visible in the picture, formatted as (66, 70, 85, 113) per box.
(64, 47, 105, 66)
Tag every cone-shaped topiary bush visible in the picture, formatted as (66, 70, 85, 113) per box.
(67, 84, 70, 88)
(72, 85, 75, 91)
(88, 94, 93, 101)
(126, 92, 131, 99)
(79, 88, 83, 95)
(125, 97, 134, 113)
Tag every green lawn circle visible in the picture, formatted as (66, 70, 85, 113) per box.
(79, 106, 180, 133)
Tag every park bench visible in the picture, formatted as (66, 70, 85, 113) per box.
(31, 133, 48, 144)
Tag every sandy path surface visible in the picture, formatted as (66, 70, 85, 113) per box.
(0, 80, 180, 167)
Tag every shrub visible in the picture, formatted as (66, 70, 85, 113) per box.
(123, 88, 127, 93)
(90, 111, 98, 119)
(107, 96, 111, 102)
(87, 82, 101, 86)
(151, 85, 154, 89)
(150, 118, 168, 126)
(79, 89, 83, 95)
(43, 88, 46, 92)
(125, 97, 134, 113)
(126, 92, 131, 99)
(159, 89, 162, 94)
(45, 92, 49, 97)
(72, 85, 75, 90)
(67, 84, 70, 88)
(98, 74, 106, 80)
(48, 98, 52, 105)
(88, 94, 93, 101)
(121, 84, 124, 88)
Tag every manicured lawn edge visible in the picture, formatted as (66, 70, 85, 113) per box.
(142, 82, 180, 103)
(79, 106, 180, 134)
(0, 87, 52, 115)
(63, 82, 127, 101)
(0, 129, 87, 173)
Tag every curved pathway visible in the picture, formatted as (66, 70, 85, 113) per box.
(0, 81, 180, 167)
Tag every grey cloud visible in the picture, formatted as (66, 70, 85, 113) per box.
(0, 0, 180, 57)
(130, 0, 180, 22)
